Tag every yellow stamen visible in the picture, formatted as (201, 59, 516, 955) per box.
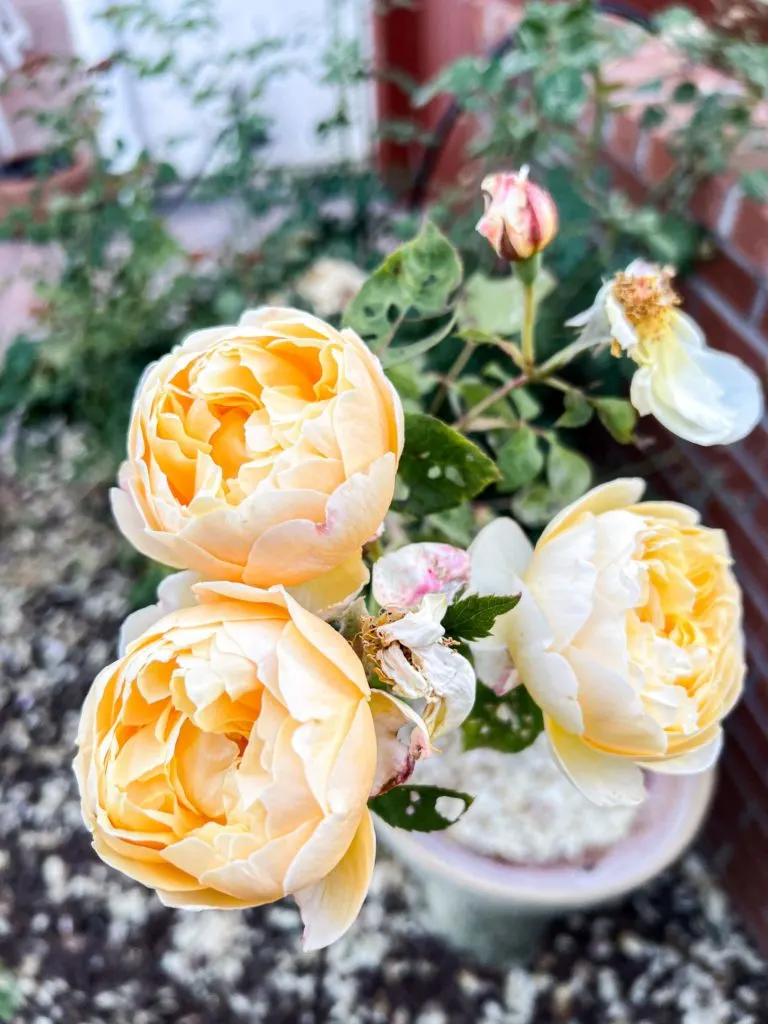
(613, 267, 680, 327)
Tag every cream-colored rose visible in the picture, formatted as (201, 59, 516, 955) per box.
(112, 307, 404, 608)
(75, 583, 388, 949)
(470, 479, 745, 806)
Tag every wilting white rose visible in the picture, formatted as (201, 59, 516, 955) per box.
(365, 593, 476, 740)
(470, 479, 745, 806)
(568, 260, 763, 445)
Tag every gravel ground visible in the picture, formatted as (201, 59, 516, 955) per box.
(1, 422, 767, 1024)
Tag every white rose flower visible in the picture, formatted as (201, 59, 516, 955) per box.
(568, 260, 763, 446)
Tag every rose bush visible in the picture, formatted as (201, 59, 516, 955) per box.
(112, 307, 404, 609)
(75, 583, 382, 949)
(470, 479, 745, 806)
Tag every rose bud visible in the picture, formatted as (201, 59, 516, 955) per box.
(476, 167, 558, 262)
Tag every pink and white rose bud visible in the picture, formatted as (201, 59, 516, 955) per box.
(476, 167, 558, 262)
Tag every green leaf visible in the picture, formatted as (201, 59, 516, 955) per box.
(497, 425, 544, 493)
(511, 386, 543, 422)
(672, 81, 697, 104)
(741, 170, 768, 203)
(442, 593, 520, 643)
(456, 270, 555, 336)
(555, 390, 594, 428)
(592, 397, 637, 443)
(397, 413, 499, 516)
(511, 481, 558, 528)
(370, 784, 474, 832)
(647, 214, 700, 266)
(547, 441, 593, 504)
(344, 221, 462, 348)
(537, 68, 588, 124)
(381, 316, 457, 368)
(385, 359, 438, 413)
(462, 685, 544, 753)
(0, 338, 37, 416)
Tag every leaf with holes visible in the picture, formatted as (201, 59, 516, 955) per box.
(497, 426, 544, 493)
(397, 413, 499, 517)
(462, 685, 544, 753)
(343, 222, 462, 349)
(369, 784, 474, 832)
(442, 593, 520, 643)
(547, 441, 593, 505)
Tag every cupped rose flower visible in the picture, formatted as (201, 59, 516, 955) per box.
(470, 479, 745, 806)
(364, 593, 476, 740)
(476, 167, 558, 262)
(112, 307, 404, 609)
(372, 542, 470, 611)
(75, 581, 420, 949)
(567, 260, 763, 445)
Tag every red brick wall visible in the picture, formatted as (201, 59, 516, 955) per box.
(374, 0, 768, 947)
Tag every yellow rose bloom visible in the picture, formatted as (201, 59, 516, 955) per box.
(470, 479, 745, 806)
(112, 307, 404, 607)
(74, 583, 378, 950)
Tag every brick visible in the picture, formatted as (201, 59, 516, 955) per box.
(738, 421, 768, 475)
(690, 174, 737, 236)
(732, 196, 768, 277)
(729, 702, 768, 789)
(602, 154, 647, 206)
(680, 286, 768, 378)
(640, 132, 675, 187)
(742, 585, 768, 651)
(690, 256, 758, 319)
(606, 112, 640, 169)
(721, 735, 768, 827)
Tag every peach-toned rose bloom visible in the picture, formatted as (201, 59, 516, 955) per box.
(112, 307, 403, 609)
(74, 584, 379, 950)
(476, 167, 558, 262)
(470, 480, 745, 806)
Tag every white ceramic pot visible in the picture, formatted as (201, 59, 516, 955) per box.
(378, 769, 716, 966)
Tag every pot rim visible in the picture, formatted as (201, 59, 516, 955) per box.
(378, 768, 715, 911)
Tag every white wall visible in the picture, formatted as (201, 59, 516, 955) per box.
(61, 0, 374, 176)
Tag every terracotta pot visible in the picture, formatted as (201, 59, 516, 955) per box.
(0, 150, 92, 220)
(378, 769, 716, 967)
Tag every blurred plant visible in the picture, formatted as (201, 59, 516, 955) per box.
(416, 0, 767, 285)
(0, 0, 392, 464)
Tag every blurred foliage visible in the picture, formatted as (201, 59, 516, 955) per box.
(0, 0, 399, 465)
